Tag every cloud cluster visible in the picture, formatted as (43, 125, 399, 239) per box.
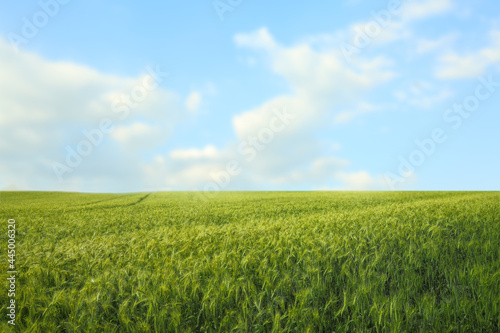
(2, 0, 496, 192)
(436, 30, 500, 79)
(0, 37, 186, 191)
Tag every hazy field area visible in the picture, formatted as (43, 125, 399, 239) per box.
(1, 191, 499, 332)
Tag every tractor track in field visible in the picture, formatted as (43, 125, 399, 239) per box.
(128, 193, 151, 206)
(77, 193, 152, 210)
(73, 194, 131, 207)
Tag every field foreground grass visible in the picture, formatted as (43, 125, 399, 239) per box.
(0, 191, 499, 332)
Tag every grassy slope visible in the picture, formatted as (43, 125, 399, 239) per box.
(0, 191, 499, 332)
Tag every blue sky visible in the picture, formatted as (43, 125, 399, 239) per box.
(0, 0, 499, 192)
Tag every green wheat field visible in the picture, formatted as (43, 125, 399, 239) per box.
(1, 191, 499, 332)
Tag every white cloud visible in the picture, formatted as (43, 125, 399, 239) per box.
(244, 157, 388, 190)
(409, 88, 453, 109)
(338, 0, 453, 49)
(237, 155, 351, 189)
(334, 102, 377, 125)
(185, 91, 202, 113)
(234, 27, 277, 50)
(335, 170, 386, 190)
(416, 33, 458, 54)
(393, 81, 453, 109)
(310, 157, 352, 182)
(401, 0, 452, 21)
(111, 122, 164, 152)
(232, 95, 309, 141)
(144, 148, 232, 190)
(170, 145, 220, 160)
(436, 54, 486, 79)
(331, 142, 342, 151)
(435, 29, 500, 79)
